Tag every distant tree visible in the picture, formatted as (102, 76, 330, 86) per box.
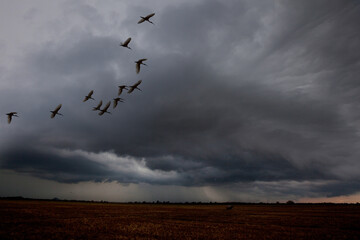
(286, 200, 295, 205)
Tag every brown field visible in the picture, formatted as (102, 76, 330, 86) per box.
(0, 200, 360, 240)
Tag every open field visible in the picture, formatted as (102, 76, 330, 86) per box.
(0, 200, 360, 239)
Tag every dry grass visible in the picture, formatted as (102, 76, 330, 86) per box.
(1, 200, 360, 239)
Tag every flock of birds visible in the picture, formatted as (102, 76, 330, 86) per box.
(4, 13, 156, 124)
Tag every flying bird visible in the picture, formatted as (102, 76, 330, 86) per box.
(118, 85, 129, 96)
(138, 13, 155, 24)
(6, 112, 18, 124)
(93, 100, 103, 111)
(135, 59, 147, 74)
(120, 37, 132, 49)
(113, 97, 124, 108)
(98, 101, 111, 116)
(128, 80, 142, 93)
(51, 104, 63, 118)
(83, 90, 95, 102)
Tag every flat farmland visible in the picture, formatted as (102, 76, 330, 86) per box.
(0, 200, 359, 239)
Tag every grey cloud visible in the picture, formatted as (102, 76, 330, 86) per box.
(1, 147, 112, 183)
(1, 0, 360, 199)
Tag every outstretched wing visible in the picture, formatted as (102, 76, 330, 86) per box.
(51, 112, 56, 118)
(118, 87, 123, 96)
(113, 99, 118, 108)
(134, 80, 142, 87)
(123, 38, 131, 46)
(83, 96, 88, 102)
(7, 115, 12, 124)
(88, 90, 94, 97)
(54, 104, 62, 113)
(145, 13, 155, 19)
(128, 87, 135, 93)
(138, 18, 145, 24)
(136, 62, 141, 74)
(139, 58, 147, 62)
(103, 101, 111, 111)
(95, 100, 103, 109)
(98, 111, 105, 116)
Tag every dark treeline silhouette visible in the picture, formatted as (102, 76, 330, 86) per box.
(1, 196, 359, 205)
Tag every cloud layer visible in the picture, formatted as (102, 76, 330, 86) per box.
(1, 0, 360, 200)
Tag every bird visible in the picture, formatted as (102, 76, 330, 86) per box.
(120, 37, 132, 49)
(93, 100, 103, 111)
(128, 80, 142, 93)
(138, 13, 155, 24)
(6, 112, 18, 124)
(118, 85, 129, 96)
(113, 97, 124, 108)
(226, 205, 233, 210)
(83, 90, 95, 102)
(135, 59, 147, 74)
(51, 104, 63, 118)
(98, 101, 111, 116)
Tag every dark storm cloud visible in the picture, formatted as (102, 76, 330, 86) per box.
(1, 147, 112, 183)
(1, 0, 360, 198)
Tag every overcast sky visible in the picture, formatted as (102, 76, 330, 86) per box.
(1, 0, 360, 203)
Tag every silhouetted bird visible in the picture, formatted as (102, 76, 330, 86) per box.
(93, 100, 103, 111)
(51, 104, 63, 118)
(6, 112, 18, 124)
(138, 13, 155, 24)
(135, 59, 147, 74)
(120, 37, 132, 49)
(83, 90, 95, 102)
(128, 80, 142, 93)
(99, 101, 111, 116)
(113, 97, 124, 108)
(118, 85, 129, 96)
(226, 205, 233, 210)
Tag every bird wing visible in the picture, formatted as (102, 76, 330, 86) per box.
(103, 101, 111, 111)
(54, 104, 62, 112)
(51, 112, 56, 118)
(145, 13, 155, 19)
(88, 90, 94, 97)
(96, 100, 103, 109)
(113, 99, 118, 108)
(128, 87, 134, 93)
(7, 115, 12, 124)
(136, 62, 141, 74)
(139, 58, 147, 62)
(98, 111, 105, 116)
(118, 87, 123, 96)
(134, 80, 142, 87)
(138, 18, 145, 24)
(83, 96, 88, 102)
(124, 38, 131, 45)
